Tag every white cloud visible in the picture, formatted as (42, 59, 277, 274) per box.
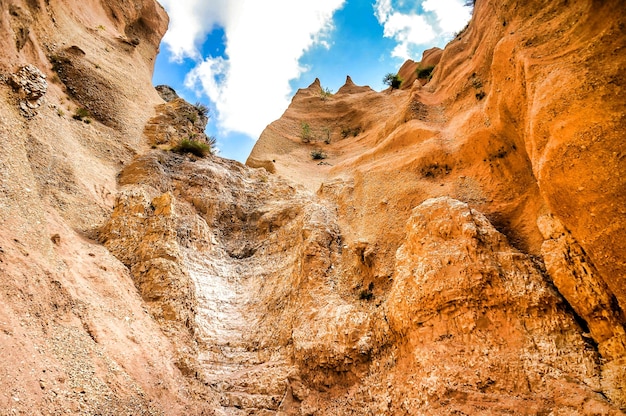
(374, 0, 471, 60)
(158, 0, 231, 61)
(383, 13, 436, 59)
(422, 0, 472, 34)
(159, 0, 345, 139)
(374, 0, 393, 23)
(184, 57, 228, 102)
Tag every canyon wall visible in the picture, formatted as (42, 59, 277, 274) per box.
(249, 0, 626, 412)
(0, 0, 218, 413)
(0, 0, 625, 414)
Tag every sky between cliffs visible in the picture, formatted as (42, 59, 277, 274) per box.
(153, 0, 472, 162)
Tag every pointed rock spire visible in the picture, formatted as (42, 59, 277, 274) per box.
(308, 78, 322, 90)
(337, 75, 373, 95)
(292, 78, 322, 100)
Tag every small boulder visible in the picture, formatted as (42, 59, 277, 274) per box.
(9, 64, 47, 118)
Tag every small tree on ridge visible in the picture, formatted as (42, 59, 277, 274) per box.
(383, 73, 402, 89)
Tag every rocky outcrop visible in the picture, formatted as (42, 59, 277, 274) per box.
(9, 64, 47, 117)
(396, 47, 442, 89)
(539, 214, 626, 408)
(143, 97, 211, 147)
(382, 197, 607, 414)
(155, 84, 179, 102)
(97, 147, 352, 414)
(101, 188, 198, 328)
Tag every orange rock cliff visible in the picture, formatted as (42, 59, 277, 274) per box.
(1, 0, 625, 414)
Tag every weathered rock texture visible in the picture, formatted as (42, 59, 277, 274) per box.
(249, 0, 626, 411)
(0, 0, 218, 413)
(1, 0, 626, 414)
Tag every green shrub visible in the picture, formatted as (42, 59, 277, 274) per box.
(172, 139, 212, 157)
(416, 65, 435, 80)
(322, 126, 331, 144)
(320, 87, 333, 101)
(194, 102, 209, 117)
(310, 149, 326, 160)
(300, 122, 312, 143)
(340, 126, 362, 138)
(185, 111, 198, 124)
(383, 73, 402, 89)
(72, 107, 90, 122)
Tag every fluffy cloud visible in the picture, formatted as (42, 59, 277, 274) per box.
(159, 0, 231, 61)
(423, 0, 472, 34)
(374, 0, 471, 60)
(159, 0, 345, 139)
(382, 13, 436, 59)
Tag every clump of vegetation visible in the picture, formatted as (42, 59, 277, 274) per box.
(319, 87, 333, 101)
(194, 102, 209, 117)
(172, 139, 212, 157)
(340, 126, 362, 138)
(310, 149, 327, 160)
(72, 107, 90, 122)
(185, 111, 198, 124)
(476, 91, 486, 100)
(322, 126, 331, 144)
(383, 73, 402, 89)
(300, 121, 312, 143)
(471, 77, 483, 89)
(416, 65, 435, 80)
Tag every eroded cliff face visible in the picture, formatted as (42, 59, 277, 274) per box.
(248, 0, 626, 411)
(0, 0, 218, 414)
(1, 0, 625, 414)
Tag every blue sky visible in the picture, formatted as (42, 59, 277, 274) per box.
(153, 0, 472, 162)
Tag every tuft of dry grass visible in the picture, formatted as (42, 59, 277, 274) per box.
(172, 139, 212, 157)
